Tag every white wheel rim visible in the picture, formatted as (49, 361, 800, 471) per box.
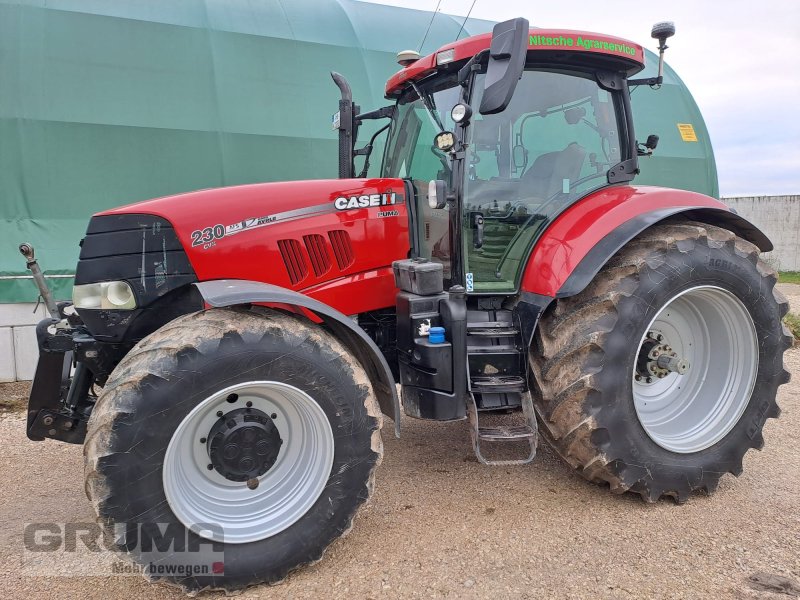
(163, 381, 334, 544)
(632, 286, 758, 453)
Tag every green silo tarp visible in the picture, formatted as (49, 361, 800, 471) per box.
(0, 0, 715, 303)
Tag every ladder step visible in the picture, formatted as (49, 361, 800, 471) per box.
(467, 345, 518, 355)
(467, 390, 538, 466)
(467, 326, 519, 337)
(471, 375, 526, 393)
(478, 424, 536, 441)
(467, 321, 512, 329)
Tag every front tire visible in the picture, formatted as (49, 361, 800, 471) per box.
(530, 221, 792, 502)
(84, 307, 382, 592)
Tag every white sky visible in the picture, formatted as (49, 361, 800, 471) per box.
(368, 0, 800, 196)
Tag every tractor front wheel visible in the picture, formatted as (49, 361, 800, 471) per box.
(84, 307, 382, 592)
(530, 221, 792, 502)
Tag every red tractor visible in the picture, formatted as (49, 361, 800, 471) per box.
(23, 18, 791, 592)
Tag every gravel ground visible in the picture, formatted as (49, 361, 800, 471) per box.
(1, 287, 798, 599)
(778, 283, 800, 317)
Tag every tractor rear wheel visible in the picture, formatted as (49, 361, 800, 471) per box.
(84, 307, 382, 593)
(530, 221, 792, 502)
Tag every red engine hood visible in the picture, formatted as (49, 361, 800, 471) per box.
(100, 178, 410, 314)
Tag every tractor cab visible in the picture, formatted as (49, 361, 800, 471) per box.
(343, 19, 652, 293)
(332, 19, 678, 464)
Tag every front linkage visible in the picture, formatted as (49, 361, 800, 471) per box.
(20, 243, 128, 444)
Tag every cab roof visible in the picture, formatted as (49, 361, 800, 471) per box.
(385, 28, 645, 98)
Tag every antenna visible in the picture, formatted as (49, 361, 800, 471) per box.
(418, 0, 443, 53)
(455, 0, 478, 41)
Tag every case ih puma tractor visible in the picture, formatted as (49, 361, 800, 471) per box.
(22, 18, 791, 592)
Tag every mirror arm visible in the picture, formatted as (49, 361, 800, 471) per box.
(628, 75, 663, 87)
(356, 105, 395, 123)
(457, 49, 488, 85)
(354, 122, 391, 178)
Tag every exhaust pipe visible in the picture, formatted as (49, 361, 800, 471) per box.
(331, 72, 358, 179)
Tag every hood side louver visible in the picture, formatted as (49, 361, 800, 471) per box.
(303, 234, 332, 277)
(328, 229, 354, 270)
(278, 239, 308, 285)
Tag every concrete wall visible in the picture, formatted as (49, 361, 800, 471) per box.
(1, 196, 797, 381)
(0, 303, 49, 382)
(722, 195, 800, 271)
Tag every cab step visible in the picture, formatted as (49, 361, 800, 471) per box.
(467, 390, 538, 466)
(467, 322, 519, 337)
(478, 424, 536, 441)
(470, 375, 526, 393)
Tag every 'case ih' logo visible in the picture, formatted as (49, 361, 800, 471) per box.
(334, 193, 398, 210)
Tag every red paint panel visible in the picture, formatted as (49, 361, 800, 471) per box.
(99, 178, 410, 314)
(386, 29, 644, 97)
(520, 186, 730, 297)
(304, 267, 398, 316)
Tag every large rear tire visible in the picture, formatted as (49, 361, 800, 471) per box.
(530, 221, 792, 502)
(84, 307, 382, 592)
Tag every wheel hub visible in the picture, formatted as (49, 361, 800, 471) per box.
(635, 331, 690, 383)
(631, 286, 758, 454)
(207, 408, 282, 482)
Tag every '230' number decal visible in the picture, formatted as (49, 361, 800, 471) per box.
(190, 224, 225, 247)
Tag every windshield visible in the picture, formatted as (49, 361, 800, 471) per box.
(382, 67, 624, 293)
(464, 68, 624, 292)
(382, 75, 460, 278)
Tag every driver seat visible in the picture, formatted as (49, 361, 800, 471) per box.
(521, 142, 586, 199)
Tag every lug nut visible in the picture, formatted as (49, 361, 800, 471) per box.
(247, 478, 259, 490)
(207, 464, 214, 470)
(646, 377, 653, 384)
(216, 411, 224, 417)
(246, 401, 253, 408)
(199, 437, 207, 444)
(656, 334, 664, 341)
(42, 416, 54, 426)
(270, 413, 277, 420)
(635, 374, 642, 381)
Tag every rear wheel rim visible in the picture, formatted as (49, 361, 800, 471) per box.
(632, 285, 758, 454)
(163, 381, 334, 544)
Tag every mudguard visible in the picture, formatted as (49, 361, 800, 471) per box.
(520, 186, 772, 298)
(193, 279, 401, 437)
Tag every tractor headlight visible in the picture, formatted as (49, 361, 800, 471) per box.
(73, 281, 137, 310)
(451, 103, 472, 124)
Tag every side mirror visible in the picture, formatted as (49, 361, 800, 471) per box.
(479, 17, 529, 115)
(637, 134, 660, 157)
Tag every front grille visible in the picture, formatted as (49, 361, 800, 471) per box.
(76, 214, 196, 303)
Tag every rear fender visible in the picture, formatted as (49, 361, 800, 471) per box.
(193, 279, 401, 437)
(520, 186, 772, 298)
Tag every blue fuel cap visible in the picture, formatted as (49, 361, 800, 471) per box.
(429, 327, 446, 344)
